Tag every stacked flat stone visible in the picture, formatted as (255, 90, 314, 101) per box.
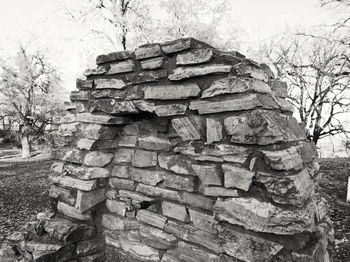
(47, 38, 331, 261)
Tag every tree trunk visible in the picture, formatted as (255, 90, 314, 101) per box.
(20, 125, 31, 158)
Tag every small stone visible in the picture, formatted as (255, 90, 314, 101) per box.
(214, 197, 315, 235)
(269, 79, 288, 98)
(233, 61, 268, 82)
(206, 118, 222, 144)
(106, 60, 135, 74)
(182, 192, 214, 210)
(165, 221, 222, 253)
(77, 113, 132, 125)
(132, 149, 158, 167)
(65, 164, 110, 180)
(201, 76, 271, 98)
(118, 135, 137, 147)
(203, 187, 238, 197)
(91, 89, 115, 98)
(155, 103, 187, 117)
(134, 100, 155, 113)
(224, 110, 306, 145)
(77, 138, 95, 150)
(57, 202, 92, 220)
(91, 99, 139, 114)
(96, 50, 133, 64)
(161, 38, 193, 54)
(158, 154, 193, 175)
(141, 57, 164, 70)
(51, 161, 65, 175)
(169, 64, 232, 81)
(51, 149, 85, 164)
(75, 189, 106, 213)
(84, 65, 108, 76)
(102, 214, 140, 231)
(111, 165, 130, 178)
(136, 210, 167, 229)
(119, 189, 154, 203)
(51, 176, 97, 191)
(79, 123, 117, 140)
(106, 199, 127, 216)
(49, 185, 75, 205)
(217, 225, 283, 261)
(222, 164, 254, 191)
(76, 239, 103, 257)
(144, 84, 200, 100)
(189, 93, 279, 114)
(70, 91, 90, 101)
(137, 184, 182, 202)
(95, 78, 126, 89)
(126, 70, 167, 84)
(109, 178, 135, 190)
(114, 148, 134, 163)
(168, 241, 220, 262)
(84, 151, 114, 167)
(188, 209, 217, 234)
(261, 146, 304, 171)
(130, 167, 163, 186)
(192, 164, 221, 186)
(162, 201, 189, 222)
(176, 48, 213, 65)
(138, 135, 171, 151)
(76, 78, 93, 90)
(135, 44, 162, 59)
(139, 225, 177, 250)
(171, 116, 204, 141)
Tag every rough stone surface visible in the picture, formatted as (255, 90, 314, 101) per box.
(84, 151, 114, 167)
(139, 225, 177, 250)
(154, 103, 187, 117)
(171, 116, 204, 141)
(141, 57, 164, 70)
(57, 202, 92, 220)
(144, 84, 200, 100)
(222, 164, 254, 191)
(192, 164, 221, 186)
(132, 149, 158, 167)
(206, 118, 223, 144)
(75, 189, 106, 213)
(162, 201, 189, 222)
(95, 78, 127, 90)
(158, 154, 193, 175)
(106, 60, 135, 74)
(169, 64, 231, 80)
(261, 146, 304, 171)
(176, 48, 213, 65)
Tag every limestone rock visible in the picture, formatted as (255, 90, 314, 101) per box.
(126, 70, 167, 84)
(75, 188, 106, 213)
(135, 44, 162, 59)
(57, 202, 92, 220)
(269, 79, 288, 98)
(118, 135, 137, 147)
(132, 149, 158, 167)
(189, 93, 279, 114)
(141, 57, 164, 70)
(224, 110, 306, 145)
(115, 237, 160, 261)
(203, 187, 238, 197)
(192, 164, 221, 186)
(206, 118, 223, 144)
(51, 175, 97, 191)
(111, 166, 130, 178)
(102, 214, 141, 231)
(139, 225, 177, 250)
(171, 116, 204, 141)
(181, 192, 214, 210)
(261, 146, 304, 171)
(176, 48, 213, 65)
(136, 210, 167, 229)
(158, 154, 193, 175)
(119, 189, 154, 203)
(106, 199, 127, 216)
(95, 78, 126, 90)
(79, 123, 117, 140)
(201, 77, 271, 98)
(76, 239, 103, 257)
(222, 164, 254, 191)
(169, 64, 231, 81)
(109, 177, 135, 190)
(155, 103, 187, 117)
(70, 91, 90, 101)
(256, 169, 314, 207)
(106, 60, 135, 74)
(188, 209, 218, 234)
(217, 225, 283, 262)
(76, 79, 93, 90)
(84, 151, 114, 167)
(84, 65, 109, 76)
(130, 168, 163, 186)
(165, 220, 222, 253)
(144, 84, 200, 100)
(91, 99, 139, 114)
(138, 135, 171, 151)
(65, 164, 109, 180)
(137, 184, 182, 202)
(52, 149, 85, 164)
(162, 201, 189, 222)
(49, 185, 75, 205)
(233, 62, 268, 82)
(114, 148, 134, 163)
(134, 100, 156, 113)
(96, 50, 133, 64)
(77, 113, 132, 125)
(160, 38, 193, 54)
(214, 197, 315, 235)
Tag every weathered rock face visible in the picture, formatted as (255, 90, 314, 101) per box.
(2, 38, 330, 262)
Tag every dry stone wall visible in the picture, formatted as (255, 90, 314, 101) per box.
(1, 38, 332, 262)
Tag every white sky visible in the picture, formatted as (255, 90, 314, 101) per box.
(0, 0, 346, 156)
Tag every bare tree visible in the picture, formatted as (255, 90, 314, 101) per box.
(266, 36, 350, 145)
(0, 45, 63, 157)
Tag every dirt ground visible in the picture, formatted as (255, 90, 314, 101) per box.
(0, 157, 350, 261)
(0, 159, 52, 245)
